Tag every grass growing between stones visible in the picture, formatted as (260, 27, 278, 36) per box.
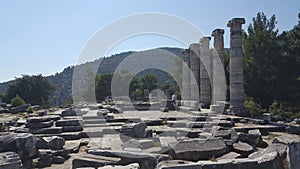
(266, 133, 281, 141)
(209, 156, 218, 162)
(283, 158, 290, 169)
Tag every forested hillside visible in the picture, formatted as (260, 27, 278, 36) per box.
(0, 47, 183, 106)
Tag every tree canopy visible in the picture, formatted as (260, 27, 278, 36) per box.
(95, 72, 160, 102)
(243, 12, 300, 113)
(2, 75, 54, 106)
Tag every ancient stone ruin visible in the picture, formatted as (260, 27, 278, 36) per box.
(0, 17, 300, 169)
(180, 18, 247, 117)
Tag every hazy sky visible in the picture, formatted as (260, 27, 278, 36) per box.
(0, 0, 299, 82)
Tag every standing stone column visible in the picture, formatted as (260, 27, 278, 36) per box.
(189, 43, 200, 102)
(227, 18, 246, 116)
(212, 29, 226, 104)
(181, 49, 191, 101)
(199, 37, 212, 108)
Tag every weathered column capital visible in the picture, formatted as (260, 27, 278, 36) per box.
(212, 29, 225, 51)
(200, 37, 211, 44)
(227, 18, 245, 27)
(211, 29, 224, 37)
(189, 43, 200, 56)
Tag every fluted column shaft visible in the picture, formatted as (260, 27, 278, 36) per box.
(182, 49, 191, 100)
(199, 37, 212, 107)
(227, 18, 246, 115)
(212, 29, 226, 104)
(189, 43, 200, 102)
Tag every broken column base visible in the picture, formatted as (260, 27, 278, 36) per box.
(229, 107, 250, 117)
(179, 100, 200, 112)
(200, 103, 211, 109)
(210, 105, 224, 114)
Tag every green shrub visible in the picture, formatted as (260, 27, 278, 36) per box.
(245, 97, 265, 117)
(269, 101, 284, 115)
(269, 101, 299, 119)
(27, 106, 34, 113)
(0, 123, 7, 132)
(11, 95, 25, 107)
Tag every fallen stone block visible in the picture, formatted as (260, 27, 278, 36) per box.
(56, 119, 82, 126)
(25, 120, 53, 128)
(0, 151, 22, 169)
(238, 129, 263, 147)
(286, 125, 300, 135)
(123, 147, 142, 152)
(83, 119, 107, 124)
(72, 154, 121, 169)
(122, 139, 141, 149)
(0, 132, 37, 168)
(98, 163, 139, 169)
(30, 126, 62, 134)
(37, 110, 47, 116)
(97, 109, 110, 117)
(62, 125, 83, 132)
(62, 109, 77, 117)
(169, 138, 228, 161)
(104, 106, 123, 114)
(217, 152, 241, 160)
(158, 129, 177, 137)
(159, 136, 177, 147)
(43, 136, 65, 150)
(155, 160, 195, 169)
(273, 135, 300, 169)
(233, 141, 254, 157)
(52, 155, 65, 164)
(119, 122, 147, 139)
(9, 104, 30, 114)
(27, 115, 60, 123)
(36, 137, 49, 149)
(143, 119, 163, 126)
(64, 140, 82, 153)
(88, 149, 158, 169)
(37, 149, 52, 168)
(214, 130, 232, 139)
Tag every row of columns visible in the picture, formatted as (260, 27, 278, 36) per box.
(181, 18, 246, 116)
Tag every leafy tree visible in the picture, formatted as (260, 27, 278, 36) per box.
(95, 72, 159, 102)
(0, 94, 3, 102)
(243, 12, 300, 114)
(244, 96, 265, 117)
(3, 75, 54, 106)
(129, 77, 143, 100)
(278, 13, 300, 109)
(140, 73, 158, 93)
(95, 73, 113, 102)
(11, 95, 26, 107)
(243, 12, 280, 107)
(160, 75, 181, 100)
(82, 66, 96, 102)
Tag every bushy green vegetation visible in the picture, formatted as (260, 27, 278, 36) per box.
(268, 101, 300, 119)
(243, 12, 300, 116)
(245, 97, 265, 117)
(26, 106, 35, 113)
(94, 71, 160, 102)
(11, 95, 25, 107)
(92, 68, 182, 103)
(2, 75, 54, 106)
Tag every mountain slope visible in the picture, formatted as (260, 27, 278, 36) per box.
(0, 47, 183, 105)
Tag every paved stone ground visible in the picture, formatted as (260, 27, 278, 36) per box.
(1, 106, 299, 169)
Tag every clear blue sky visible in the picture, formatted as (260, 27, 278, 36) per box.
(0, 0, 299, 82)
